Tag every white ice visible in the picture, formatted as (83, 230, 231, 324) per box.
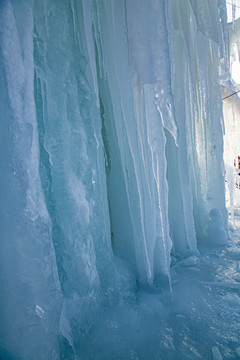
(0, 0, 239, 359)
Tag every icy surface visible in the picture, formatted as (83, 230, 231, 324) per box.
(77, 223, 240, 360)
(0, 0, 237, 359)
(223, 17, 240, 216)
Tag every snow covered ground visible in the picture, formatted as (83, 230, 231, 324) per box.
(75, 214, 240, 360)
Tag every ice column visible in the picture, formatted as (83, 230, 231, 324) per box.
(0, 0, 116, 358)
(222, 18, 240, 210)
(92, 0, 175, 283)
(168, 0, 228, 241)
(0, 1, 62, 358)
(33, 0, 116, 355)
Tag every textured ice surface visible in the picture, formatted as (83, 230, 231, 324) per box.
(223, 17, 240, 216)
(0, 0, 235, 359)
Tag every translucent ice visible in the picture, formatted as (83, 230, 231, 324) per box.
(0, 0, 230, 359)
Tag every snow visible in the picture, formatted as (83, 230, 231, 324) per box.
(0, 0, 239, 359)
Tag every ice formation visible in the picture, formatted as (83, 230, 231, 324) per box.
(0, 0, 232, 359)
(222, 16, 240, 213)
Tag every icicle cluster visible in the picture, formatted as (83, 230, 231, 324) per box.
(0, 0, 228, 358)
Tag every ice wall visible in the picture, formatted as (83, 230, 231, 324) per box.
(169, 0, 228, 243)
(222, 17, 240, 211)
(0, 1, 62, 358)
(0, 0, 228, 358)
(0, 1, 116, 358)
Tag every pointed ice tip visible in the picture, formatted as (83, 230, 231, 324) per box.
(212, 346, 223, 360)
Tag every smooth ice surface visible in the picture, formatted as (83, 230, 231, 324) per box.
(0, 0, 236, 359)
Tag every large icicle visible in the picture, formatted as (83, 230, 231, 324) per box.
(33, 1, 117, 357)
(223, 17, 240, 213)
(92, 0, 174, 283)
(168, 0, 227, 244)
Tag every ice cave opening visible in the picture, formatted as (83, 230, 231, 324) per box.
(0, 1, 240, 359)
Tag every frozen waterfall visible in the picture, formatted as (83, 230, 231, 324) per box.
(0, 1, 234, 359)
